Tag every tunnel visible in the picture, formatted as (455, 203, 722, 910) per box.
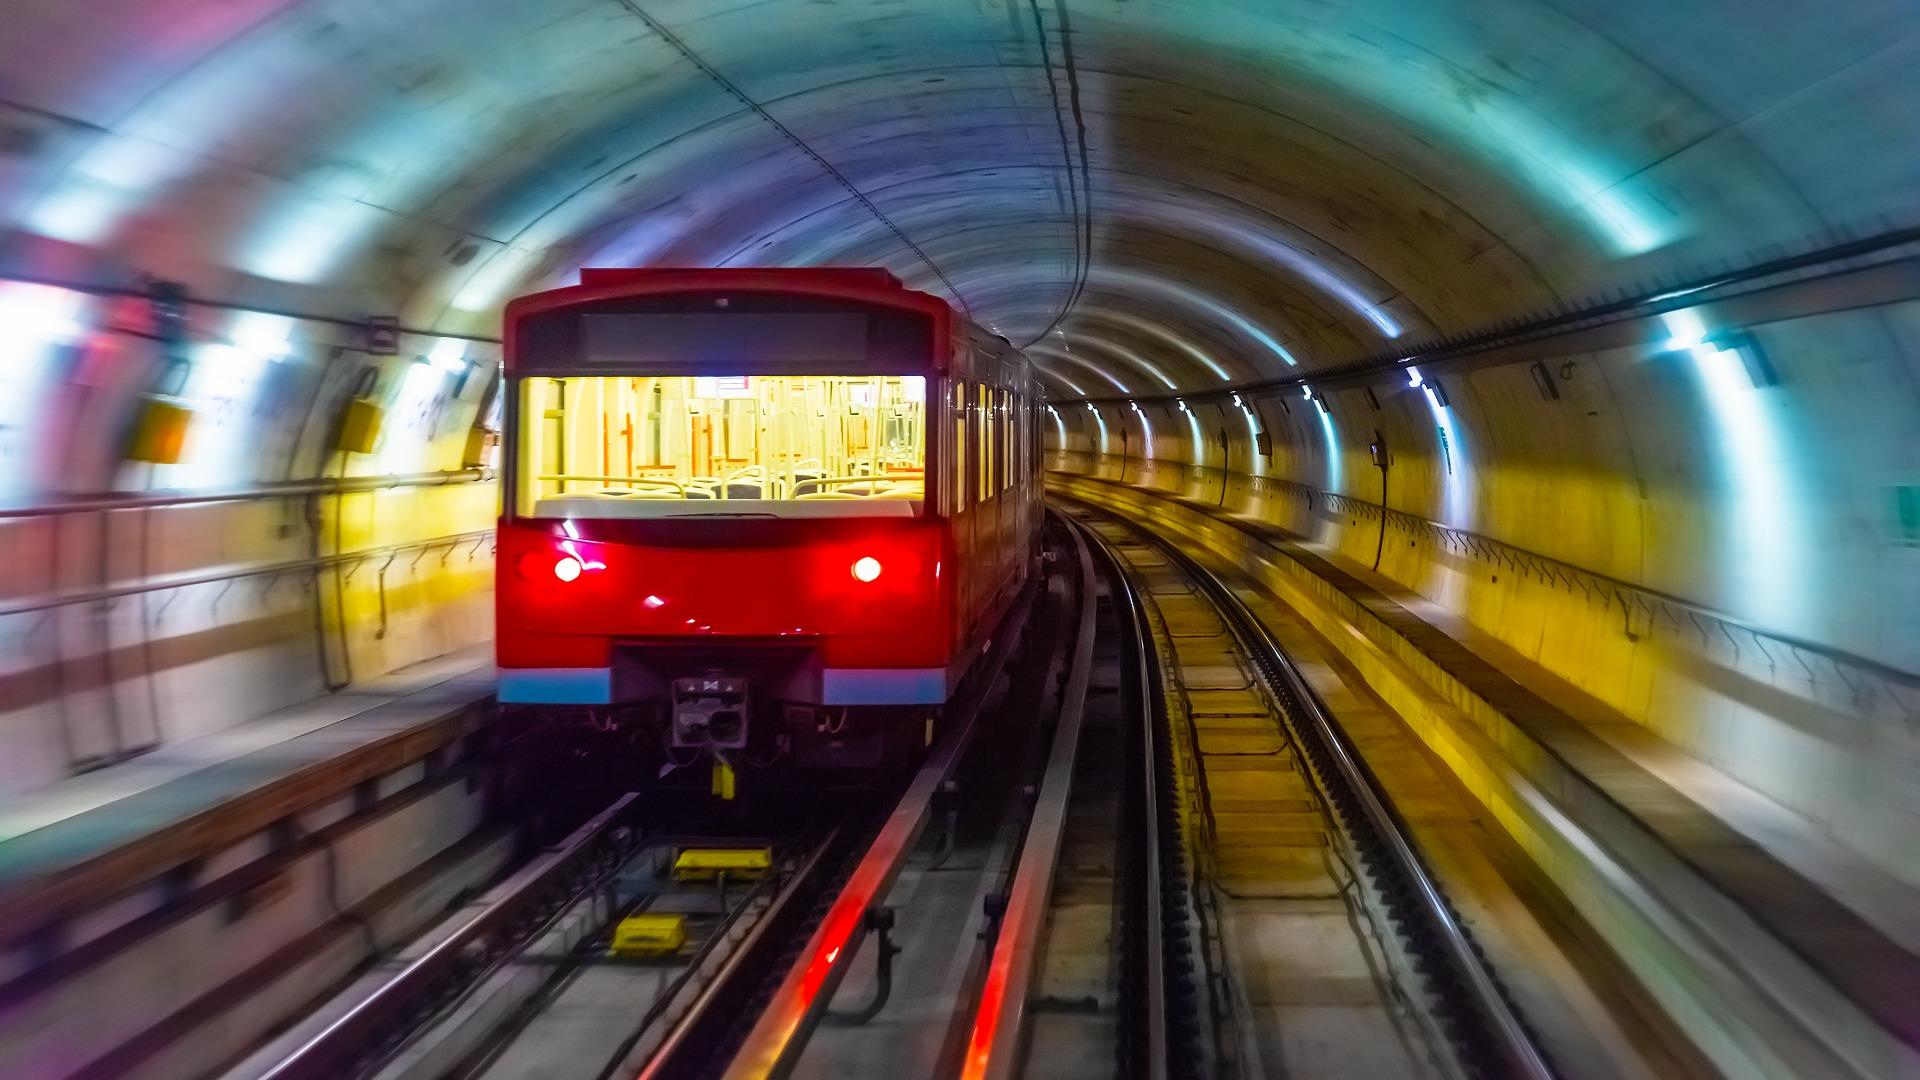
(0, 2, 1916, 1078)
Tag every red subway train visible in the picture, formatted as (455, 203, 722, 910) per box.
(495, 268, 1042, 783)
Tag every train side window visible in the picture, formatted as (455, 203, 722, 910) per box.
(1030, 400, 1042, 476)
(950, 378, 968, 514)
(1018, 393, 1028, 486)
(1006, 384, 1021, 490)
(1014, 394, 1027, 487)
(985, 383, 995, 499)
(976, 382, 994, 504)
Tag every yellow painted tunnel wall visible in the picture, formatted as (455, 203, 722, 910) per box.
(1046, 294, 1920, 887)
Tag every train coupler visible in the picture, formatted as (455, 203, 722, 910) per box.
(672, 675, 749, 749)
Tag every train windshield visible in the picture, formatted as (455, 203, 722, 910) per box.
(513, 374, 926, 519)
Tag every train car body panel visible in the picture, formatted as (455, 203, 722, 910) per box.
(495, 267, 1041, 775)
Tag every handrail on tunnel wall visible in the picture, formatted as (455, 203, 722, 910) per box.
(0, 527, 497, 619)
(1050, 459, 1920, 718)
(0, 467, 494, 518)
(0, 468, 499, 646)
(0, 270, 505, 346)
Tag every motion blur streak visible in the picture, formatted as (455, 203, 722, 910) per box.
(1661, 309, 1804, 630)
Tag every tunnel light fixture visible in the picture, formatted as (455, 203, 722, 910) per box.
(0, 283, 87, 345)
(428, 338, 469, 373)
(229, 312, 294, 358)
(1731, 335, 1778, 388)
(1130, 401, 1155, 457)
(1529, 361, 1561, 401)
(1406, 365, 1424, 388)
(1661, 309, 1711, 353)
(1661, 310, 1776, 390)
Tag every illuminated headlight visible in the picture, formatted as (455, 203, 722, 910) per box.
(851, 556, 883, 583)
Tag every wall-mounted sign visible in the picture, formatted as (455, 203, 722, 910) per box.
(365, 315, 401, 356)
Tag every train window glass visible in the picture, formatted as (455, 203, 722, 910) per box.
(1023, 396, 1032, 484)
(949, 378, 967, 514)
(1013, 394, 1025, 489)
(513, 374, 925, 518)
(999, 389, 1013, 493)
(1029, 400, 1041, 477)
(976, 383, 994, 504)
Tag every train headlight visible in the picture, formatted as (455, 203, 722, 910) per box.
(850, 556, 883, 583)
(553, 555, 584, 582)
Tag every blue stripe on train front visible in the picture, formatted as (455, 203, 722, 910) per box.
(821, 667, 948, 705)
(497, 667, 613, 704)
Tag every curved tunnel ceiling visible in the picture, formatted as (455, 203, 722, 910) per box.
(2, 0, 1914, 392)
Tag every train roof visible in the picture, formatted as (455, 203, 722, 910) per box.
(504, 267, 943, 327)
(575, 267, 904, 290)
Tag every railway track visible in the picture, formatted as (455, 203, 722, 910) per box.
(242, 516, 1096, 1080)
(239, 505, 1552, 1080)
(1065, 500, 1555, 1080)
(711, 514, 1099, 1080)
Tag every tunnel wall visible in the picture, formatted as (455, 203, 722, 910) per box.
(1047, 291, 1920, 886)
(0, 286, 498, 797)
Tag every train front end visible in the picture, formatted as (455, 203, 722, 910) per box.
(496, 269, 955, 778)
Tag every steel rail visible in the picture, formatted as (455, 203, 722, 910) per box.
(258, 793, 640, 1080)
(1091, 516, 1177, 1080)
(711, 586, 1038, 1080)
(958, 514, 1103, 1080)
(611, 823, 849, 1080)
(1092, 513, 1210, 1080)
(1132, 522, 1556, 1080)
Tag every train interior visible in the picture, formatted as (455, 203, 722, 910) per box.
(516, 373, 927, 518)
